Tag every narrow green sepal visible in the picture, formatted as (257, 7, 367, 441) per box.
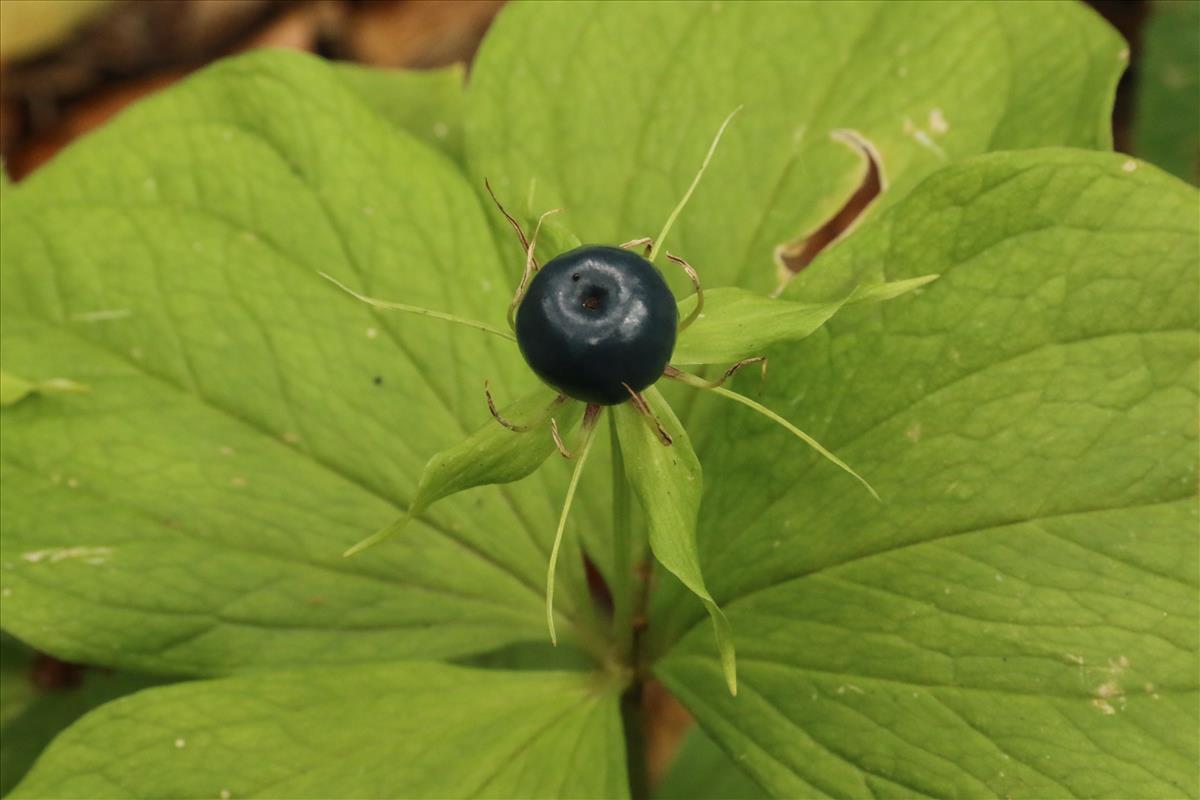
(545, 411, 600, 645)
(673, 275, 938, 366)
(344, 386, 583, 556)
(614, 387, 737, 695)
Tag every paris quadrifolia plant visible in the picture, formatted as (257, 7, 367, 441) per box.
(321, 110, 937, 695)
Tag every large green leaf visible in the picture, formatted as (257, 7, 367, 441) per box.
(10, 662, 628, 799)
(655, 150, 1199, 797)
(0, 49, 601, 675)
(466, 1, 1125, 294)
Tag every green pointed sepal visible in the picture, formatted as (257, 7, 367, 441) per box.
(614, 386, 737, 695)
(673, 274, 938, 366)
(344, 386, 582, 557)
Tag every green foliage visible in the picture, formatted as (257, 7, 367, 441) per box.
(655, 725, 768, 800)
(0, 634, 163, 795)
(615, 388, 736, 695)
(0, 50, 600, 682)
(342, 386, 582, 557)
(1134, 1, 1200, 183)
(673, 276, 936, 365)
(466, 1, 1125, 294)
(333, 63, 466, 163)
(10, 663, 626, 799)
(655, 149, 1199, 797)
(2, 1, 1195, 798)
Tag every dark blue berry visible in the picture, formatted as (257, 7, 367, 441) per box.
(515, 245, 677, 405)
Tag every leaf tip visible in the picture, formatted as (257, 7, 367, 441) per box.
(342, 513, 413, 558)
(341, 539, 372, 558)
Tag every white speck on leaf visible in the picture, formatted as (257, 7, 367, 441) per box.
(219, 446, 235, 456)
(175, 738, 186, 749)
(897, 65, 908, 78)
(901, 116, 946, 158)
(1, 588, 11, 598)
(912, 129, 946, 158)
(72, 308, 132, 322)
(1091, 698, 1117, 715)
(366, 327, 379, 339)
(21, 546, 113, 565)
(1095, 680, 1121, 699)
(130, 347, 145, 360)
(929, 108, 948, 134)
(220, 791, 231, 800)
(432, 122, 449, 139)
(1122, 159, 1137, 173)
(1118, 47, 1130, 61)
(66, 478, 79, 489)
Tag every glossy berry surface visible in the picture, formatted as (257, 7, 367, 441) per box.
(516, 245, 678, 405)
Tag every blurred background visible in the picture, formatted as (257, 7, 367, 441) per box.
(0, 0, 506, 180)
(0, 0, 1196, 796)
(0, 0, 1196, 186)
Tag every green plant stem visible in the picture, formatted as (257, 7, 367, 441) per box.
(609, 413, 635, 661)
(611, 414, 650, 800)
(620, 684, 650, 800)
